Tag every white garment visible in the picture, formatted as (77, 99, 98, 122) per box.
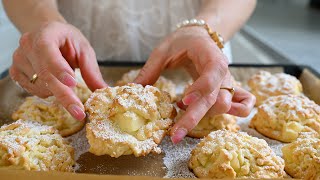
(57, 0, 232, 62)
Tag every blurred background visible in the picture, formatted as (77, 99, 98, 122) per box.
(0, 0, 319, 75)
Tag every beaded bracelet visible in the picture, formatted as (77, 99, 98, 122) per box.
(176, 19, 224, 49)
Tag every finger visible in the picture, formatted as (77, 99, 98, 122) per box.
(78, 41, 107, 91)
(134, 47, 168, 86)
(11, 49, 49, 97)
(13, 49, 35, 75)
(177, 100, 188, 110)
(170, 88, 220, 144)
(13, 49, 52, 97)
(28, 56, 86, 120)
(46, 73, 86, 120)
(184, 62, 199, 80)
(34, 44, 77, 87)
(206, 88, 232, 117)
(20, 32, 77, 88)
(227, 87, 256, 117)
(175, 40, 228, 110)
(9, 65, 50, 98)
(9, 65, 35, 94)
(182, 57, 228, 106)
(206, 72, 233, 116)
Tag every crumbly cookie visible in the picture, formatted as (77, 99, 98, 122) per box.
(74, 69, 92, 103)
(74, 81, 92, 104)
(189, 130, 285, 179)
(11, 83, 90, 137)
(12, 96, 85, 137)
(116, 69, 177, 102)
(250, 95, 320, 142)
(177, 110, 239, 138)
(0, 120, 74, 171)
(282, 133, 320, 179)
(248, 71, 303, 106)
(85, 83, 176, 157)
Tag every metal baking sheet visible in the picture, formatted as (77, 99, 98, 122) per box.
(0, 64, 319, 178)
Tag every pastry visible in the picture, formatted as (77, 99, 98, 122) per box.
(177, 110, 239, 138)
(250, 95, 320, 142)
(0, 120, 74, 171)
(189, 130, 285, 179)
(85, 83, 176, 157)
(248, 71, 302, 106)
(116, 69, 177, 101)
(74, 81, 92, 104)
(74, 69, 92, 103)
(282, 133, 320, 179)
(11, 82, 90, 137)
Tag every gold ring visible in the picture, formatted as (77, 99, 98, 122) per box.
(30, 74, 38, 84)
(220, 87, 235, 96)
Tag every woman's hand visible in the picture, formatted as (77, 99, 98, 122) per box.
(9, 21, 107, 120)
(134, 26, 255, 143)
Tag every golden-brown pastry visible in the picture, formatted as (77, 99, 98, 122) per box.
(177, 110, 239, 138)
(282, 133, 320, 179)
(11, 83, 90, 137)
(0, 120, 74, 171)
(12, 96, 85, 137)
(116, 69, 176, 101)
(250, 95, 320, 142)
(74, 82, 92, 104)
(189, 130, 286, 179)
(74, 69, 92, 103)
(248, 71, 303, 106)
(85, 83, 176, 157)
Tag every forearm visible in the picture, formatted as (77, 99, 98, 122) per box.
(2, 0, 66, 33)
(196, 0, 256, 41)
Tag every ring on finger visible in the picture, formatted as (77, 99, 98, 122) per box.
(220, 87, 235, 96)
(30, 73, 38, 84)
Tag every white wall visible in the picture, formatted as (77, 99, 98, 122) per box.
(0, 2, 20, 74)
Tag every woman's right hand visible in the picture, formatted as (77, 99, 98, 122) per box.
(9, 21, 107, 120)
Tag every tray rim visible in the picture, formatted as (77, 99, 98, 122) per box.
(1, 63, 319, 80)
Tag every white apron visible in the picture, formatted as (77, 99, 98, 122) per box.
(57, 0, 232, 62)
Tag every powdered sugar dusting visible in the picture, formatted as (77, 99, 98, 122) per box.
(158, 108, 287, 178)
(0, 120, 74, 171)
(160, 136, 199, 178)
(61, 106, 287, 177)
(66, 109, 287, 177)
(88, 119, 160, 156)
(66, 127, 89, 161)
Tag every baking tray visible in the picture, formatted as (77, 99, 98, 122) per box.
(0, 63, 319, 179)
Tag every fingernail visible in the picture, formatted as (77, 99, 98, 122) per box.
(182, 91, 201, 105)
(60, 73, 77, 87)
(177, 100, 188, 110)
(171, 128, 188, 144)
(68, 104, 86, 121)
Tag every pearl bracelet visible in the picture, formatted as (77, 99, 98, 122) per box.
(176, 19, 224, 49)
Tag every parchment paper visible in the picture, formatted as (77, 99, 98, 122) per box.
(0, 66, 319, 178)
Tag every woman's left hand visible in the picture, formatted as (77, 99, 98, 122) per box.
(134, 26, 255, 143)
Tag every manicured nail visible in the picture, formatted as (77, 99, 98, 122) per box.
(177, 100, 188, 110)
(68, 104, 86, 121)
(171, 128, 188, 144)
(182, 91, 201, 105)
(60, 73, 77, 87)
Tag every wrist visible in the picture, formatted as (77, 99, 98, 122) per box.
(22, 14, 67, 33)
(175, 19, 225, 50)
